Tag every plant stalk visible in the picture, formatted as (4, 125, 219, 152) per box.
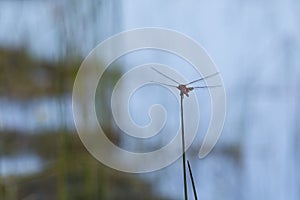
(188, 160, 198, 200)
(180, 94, 188, 200)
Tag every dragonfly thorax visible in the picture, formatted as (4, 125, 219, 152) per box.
(177, 85, 194, 97)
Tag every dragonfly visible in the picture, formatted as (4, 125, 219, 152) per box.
(151, 67, 221, 97)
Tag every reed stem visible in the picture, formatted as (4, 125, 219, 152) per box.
(188, 160, 198, 200)
(180, 94, 188, 200)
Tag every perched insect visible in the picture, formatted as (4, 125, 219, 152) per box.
(151, 67, 220, 97)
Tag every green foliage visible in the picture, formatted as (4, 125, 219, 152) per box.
(0, 48, 168, 200)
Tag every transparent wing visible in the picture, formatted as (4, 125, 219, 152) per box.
(193, 85, 221, 89)
(150, 81, 178, 88)
(151, 67, 180, 85)
(186, 72, 219, 86)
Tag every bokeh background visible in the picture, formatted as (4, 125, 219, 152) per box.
(0, 0, 299, 200)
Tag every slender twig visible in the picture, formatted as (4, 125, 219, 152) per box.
(187, 160, 198, 200)
(180, 94, 188, 200)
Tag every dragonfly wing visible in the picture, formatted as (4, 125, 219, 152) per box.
(150, 81, 178, 88)
(193, 85, 222, 89)
(186, 72, 219, 86)
(151, 67, 180, 85)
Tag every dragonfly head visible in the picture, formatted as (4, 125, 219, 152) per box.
(187, 87, 194, 92)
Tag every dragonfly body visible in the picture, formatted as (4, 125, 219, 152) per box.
(178, 85, 194, 97)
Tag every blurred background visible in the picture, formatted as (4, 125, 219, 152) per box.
(0, 0, 299, 199)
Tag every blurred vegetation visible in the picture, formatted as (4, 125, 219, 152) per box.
(0, 47, 169, 200)
(0, 47, 78, 99)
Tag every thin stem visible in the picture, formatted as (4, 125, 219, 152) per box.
(181, 94, 188, 200)
(187, 160, 198, 200)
